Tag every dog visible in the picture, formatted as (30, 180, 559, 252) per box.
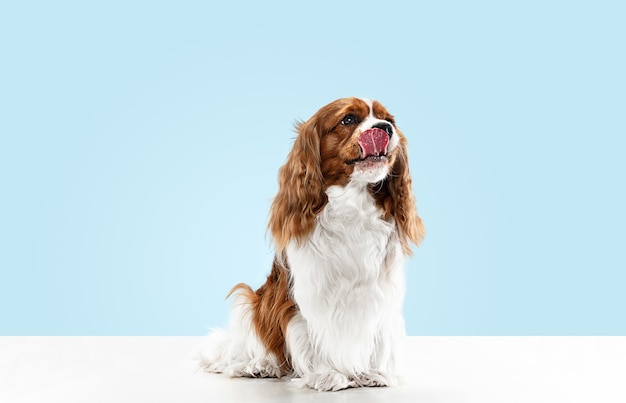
(200, 97, 424, 391)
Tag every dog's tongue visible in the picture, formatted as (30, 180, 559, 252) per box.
(358, 128, 389, 158)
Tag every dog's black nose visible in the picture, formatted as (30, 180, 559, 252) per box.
(373, 122, 393, 137)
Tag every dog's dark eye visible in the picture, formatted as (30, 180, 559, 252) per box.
(341, 114, 359, 126)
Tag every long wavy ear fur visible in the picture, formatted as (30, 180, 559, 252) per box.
(373, 131, 425, 255)
(268, 119, 326, 252)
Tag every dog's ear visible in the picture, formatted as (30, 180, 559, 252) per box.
(268, 118, 327, 252)
(373, 130, 425, 254)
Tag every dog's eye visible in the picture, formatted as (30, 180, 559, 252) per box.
(341, 114, 359, 126)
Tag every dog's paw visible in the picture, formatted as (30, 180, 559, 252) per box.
(198, 356, 225, 374)
(302, 371, 356, 391)
(354, 370, 396, 387)
(230, 359, 282, 378)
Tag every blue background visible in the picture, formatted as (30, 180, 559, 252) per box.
(1, 1, 624, 336)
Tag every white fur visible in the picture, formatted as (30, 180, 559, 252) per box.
(200, 180, 407, 391)
(199, 293, 282, 378)
(285, 180, 406, 390)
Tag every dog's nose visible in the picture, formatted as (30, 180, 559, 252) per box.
(372, 122, 393, 137)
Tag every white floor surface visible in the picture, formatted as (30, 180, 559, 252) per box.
(1, 336, 625, 402)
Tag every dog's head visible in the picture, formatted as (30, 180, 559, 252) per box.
(269, 97, 424, 253)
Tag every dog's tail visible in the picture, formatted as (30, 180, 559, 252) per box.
(198, 283, 286, 378)
(198, 284, 254, 373)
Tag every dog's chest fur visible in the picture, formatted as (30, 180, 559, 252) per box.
(287, 181, 400, 321)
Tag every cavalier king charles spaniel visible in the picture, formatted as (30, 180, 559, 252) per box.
(200, 97, 424, 391)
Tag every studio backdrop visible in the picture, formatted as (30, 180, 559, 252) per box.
(1, 0, 624, 336)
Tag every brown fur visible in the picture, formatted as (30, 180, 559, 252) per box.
(229, 256, 296, 375)
(369, 128, 425, 254)
(235, 98, 424, 374)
